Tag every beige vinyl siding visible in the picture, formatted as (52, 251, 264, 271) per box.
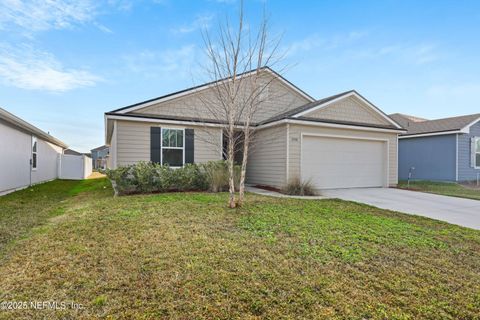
(246, 125, 287, 188)
(288, 124, 398, 186)
(303, 96, 390, 126)
(134, 74, 310, 124)
(115, 120, 222, 167)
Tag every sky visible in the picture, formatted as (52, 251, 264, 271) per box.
(0, 0, 479, 152)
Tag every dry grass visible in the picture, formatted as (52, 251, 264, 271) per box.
(0, 179, 479, 319)
(87, 172, 107, 179)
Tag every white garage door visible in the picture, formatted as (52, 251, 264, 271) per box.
(301, 135, 386, 189)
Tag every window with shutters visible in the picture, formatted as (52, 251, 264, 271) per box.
(475, 137, 480, 168)
(161, 128, 184, 167)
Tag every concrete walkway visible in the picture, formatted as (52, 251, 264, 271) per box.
(322, 188, 480, 230)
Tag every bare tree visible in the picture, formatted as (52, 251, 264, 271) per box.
(198, 1, 287, 208)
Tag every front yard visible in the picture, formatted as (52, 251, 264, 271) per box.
(1, 179, 479, 319)
(398, 180, 480, 200)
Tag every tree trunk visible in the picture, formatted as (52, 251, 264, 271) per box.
(227, 132, 236, 208)
(237, 132, 250, 207)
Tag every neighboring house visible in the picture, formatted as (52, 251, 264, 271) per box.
(391, 113, 480, 182)
(91, 145, 110, 170)
(0, 107, 68, 195)
(105, 67, 405, 190)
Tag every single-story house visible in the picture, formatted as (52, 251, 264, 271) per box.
(105, 67, 405, 190)
(390, 113, 480, 182)
(91, 145, 109, 170)
(0, 107, 68, 195)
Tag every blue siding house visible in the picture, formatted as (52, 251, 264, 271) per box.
(391, 113, 480, 182)
(90, 145, 109, 170)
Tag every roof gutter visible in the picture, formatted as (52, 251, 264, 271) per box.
(399, 130, 462, 139)
(258, 119, 407, 133)
(0, 107, 68, 148)
(106, 113, 406, 134)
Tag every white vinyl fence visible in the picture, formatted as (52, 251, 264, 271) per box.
(59, 154, 92, 180)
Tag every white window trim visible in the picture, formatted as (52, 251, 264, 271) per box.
(31, 136, 38, 171)
(161, 127, 185, 168)
(475, 137, 480, 169)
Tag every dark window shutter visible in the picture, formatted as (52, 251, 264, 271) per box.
(150, 127, 161, 163)
(185, 129, 194, 164)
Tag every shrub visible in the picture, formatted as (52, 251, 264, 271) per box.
(283, 177, 317, 196)
(171, 164, 208, 191)
(106, 162, 207, 195)
(106, 161, 242, 195)
(199, 161, 241, 192)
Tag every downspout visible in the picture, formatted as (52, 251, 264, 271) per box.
(455, 134, 459, 182)
(286, 123, 290, 185)
(29, 134, 32, 186)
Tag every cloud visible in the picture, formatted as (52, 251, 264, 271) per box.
(0, 45, 101, 92)
(354, 43, 438, 65)
(94, 22, 113, 34)
(427, 83, 480, 98)
(210, 0, 236, 3)
(0, 0, 98, 32)
(286, 31, 368, 56)
(123, 45, 199, 78)
(0, 0, 138, 33)
(172, 14, 214, 34)
(287, 31, 438, 66)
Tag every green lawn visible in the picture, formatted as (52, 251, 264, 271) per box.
(0, 179, 479, 319)
(398, 180, 480, 200)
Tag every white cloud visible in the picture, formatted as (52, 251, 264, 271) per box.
(94, 22, 113, 34)
(0, 0, 138, 33)
(354, 43, 438, 65)
(0, 0, 98, 31)
(210, 0, 236, 3)
(172, 14, 214, 34)
(286, 31, 368, 56)
(123, 45, 200, 79)
(0, 45, 101, 92)
(427, 83, 480, 98)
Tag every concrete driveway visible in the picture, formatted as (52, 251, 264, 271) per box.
(321, 188, 480, 230)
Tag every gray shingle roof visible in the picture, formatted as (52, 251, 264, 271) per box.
(390, 113, 480, 136)
(107, 90, 404, 131)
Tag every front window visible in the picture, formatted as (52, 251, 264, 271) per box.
(32, 136, 37, 170)
(476, 137, 480, 168)
(162, 128, 184, 167)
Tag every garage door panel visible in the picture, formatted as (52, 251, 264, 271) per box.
(301, 136, 386, 189)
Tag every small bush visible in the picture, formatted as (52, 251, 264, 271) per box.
(172, 164, 208, 191)
(199, 161, 241, 192)
(283, 178, 317, 196)
(106, 161, 240, 195)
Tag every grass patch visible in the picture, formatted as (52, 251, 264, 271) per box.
(240, 199, 450, 263)
(0, 179, 479, 319)
(0, 179, 111, 255)
(398, 180, 480, 200)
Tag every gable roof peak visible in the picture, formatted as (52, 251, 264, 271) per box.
(108, 66, 315, 115)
